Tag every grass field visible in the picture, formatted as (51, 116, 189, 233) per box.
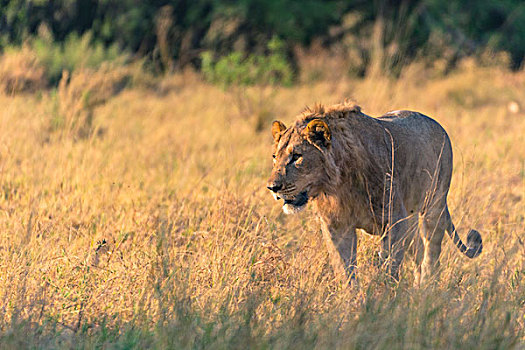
(0, 63, 524, 348)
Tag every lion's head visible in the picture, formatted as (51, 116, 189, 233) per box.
(266, 117, 332, 214)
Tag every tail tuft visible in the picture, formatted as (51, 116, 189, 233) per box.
(465, 229, 482, 258)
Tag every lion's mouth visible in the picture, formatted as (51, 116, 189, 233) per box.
(282, 191, 309, 214)
(284, 191, 308, 207)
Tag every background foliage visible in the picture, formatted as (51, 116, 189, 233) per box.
(1, 0, 525, 78)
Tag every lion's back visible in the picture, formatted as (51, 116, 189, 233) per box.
(378, 110, 446, 136)
(376, 110, 454, 211)
(377, 110, 451, 156)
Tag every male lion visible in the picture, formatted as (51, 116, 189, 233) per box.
(267, 101, 482, 284)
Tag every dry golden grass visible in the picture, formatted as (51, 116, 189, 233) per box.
(0, 64, 523, 348)
(48, 65, 132, 140)
(0, 45, 46, 93)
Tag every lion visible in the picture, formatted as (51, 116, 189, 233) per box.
(267, 101, 482, 284)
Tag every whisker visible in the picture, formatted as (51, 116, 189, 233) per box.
(280, 188, 296, 195)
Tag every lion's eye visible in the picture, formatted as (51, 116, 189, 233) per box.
(291, 153, 302, 164)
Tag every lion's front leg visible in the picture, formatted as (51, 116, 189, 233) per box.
(320, 219, 357, 283)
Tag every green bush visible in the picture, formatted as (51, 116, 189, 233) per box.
(201, 37, 293, 87)
(1, 0, 524, 76)
(32, 31, 128, 85)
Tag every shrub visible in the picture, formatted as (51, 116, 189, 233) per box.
(33, 30, 128, 85)
(201, 37, 293, 88)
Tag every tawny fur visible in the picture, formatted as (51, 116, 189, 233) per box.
(268, 100, 482, 285)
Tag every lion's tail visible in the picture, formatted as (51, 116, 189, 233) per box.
(446, 219, 483, 258)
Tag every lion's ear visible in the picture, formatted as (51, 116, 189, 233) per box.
(304, 119, 331, 149)
(271, 120, 286, 142)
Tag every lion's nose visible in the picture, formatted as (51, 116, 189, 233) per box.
(267, 183, 282, 192)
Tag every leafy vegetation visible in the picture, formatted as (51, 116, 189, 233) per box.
(1, 0, 525, 75)
(32, 30, 127, 85)
(201, 37, 292, 88)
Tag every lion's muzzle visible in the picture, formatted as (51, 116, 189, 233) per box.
(267, 182, 283, 200)
(267, 183, 282, 193)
